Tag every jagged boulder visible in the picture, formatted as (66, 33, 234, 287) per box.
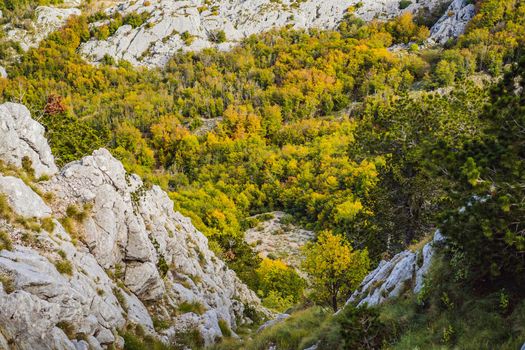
(0, 102, 268, 348)
(347, 230, 444, 307)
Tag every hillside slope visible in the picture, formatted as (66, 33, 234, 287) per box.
(0, 102, 269, 349)
(79, 0, 474, 67)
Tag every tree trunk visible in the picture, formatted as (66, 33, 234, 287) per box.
(331, 291, 338, 312)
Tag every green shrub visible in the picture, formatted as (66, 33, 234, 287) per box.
(123, 12, 149, 28)
(256, 258, 305, 310)
(399, 0, 412, 9)
(210, 30, 227, 43)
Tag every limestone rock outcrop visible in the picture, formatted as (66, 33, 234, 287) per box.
(347, 230, 444, 307)
(79, 0, 452, 68)
(0, 102, 268, 349)
(429, 0, 476, 44)
(0, 102, 58, 177)
(1, 0, 477, 69)
(5, 5, 81, 51)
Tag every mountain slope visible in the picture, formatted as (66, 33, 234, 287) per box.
(0, 102, 269, 349)
(60, 0, 472, 67)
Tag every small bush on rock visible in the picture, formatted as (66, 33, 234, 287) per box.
(0, 230, 13, 251)
(178, 300, 206, 315)
(54, 258, 73, 275)
(0, 273, 15, 293)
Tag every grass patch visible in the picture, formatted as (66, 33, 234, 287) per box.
(0, 230, 13, 251)
(0, 194, 14, 221)
(178, 300, 206, 315)
(121, 324, 171, 350)
(0, 273, 15, 293)
(407, 234, 433, 253)
(56, 320, 75, 339)
(66, 203, 92, 223)
(172, 327, 205, 350)
(54, 258, 73, 275)
(218, 319, 232, 337)
(113, 287, 128, 309)
(41, 217, 55, 233)
(188, 274, 202, 285)
(245, 307, 328, 350)
(60, 203, 91, 243)
(152, 317, 171, 331)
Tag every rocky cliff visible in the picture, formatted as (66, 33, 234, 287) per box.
(428, 0, 476, 45)
(77, 0, 473, 67)
(0, 102, 268, 349)
(4, 0, 82, 52)
(346, 230, 444, 307)
(2, 0, 477, 69)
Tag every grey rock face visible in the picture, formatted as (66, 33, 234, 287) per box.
(347, 230, 443, 307)
(0, 103, 268, 348)
(124, 261, 165, 301)
(79, 0, 451, 68)
(0, 175, 52, 218)
(429, 0, 476, 44)
(0, 102, 58, 177)
(0, 245, 125, 350)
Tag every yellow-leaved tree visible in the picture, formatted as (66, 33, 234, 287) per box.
(256, 258, 305, 312)
(302, 231, 370, 311)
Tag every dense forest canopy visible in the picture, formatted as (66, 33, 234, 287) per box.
(1, 0, 525, 347)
